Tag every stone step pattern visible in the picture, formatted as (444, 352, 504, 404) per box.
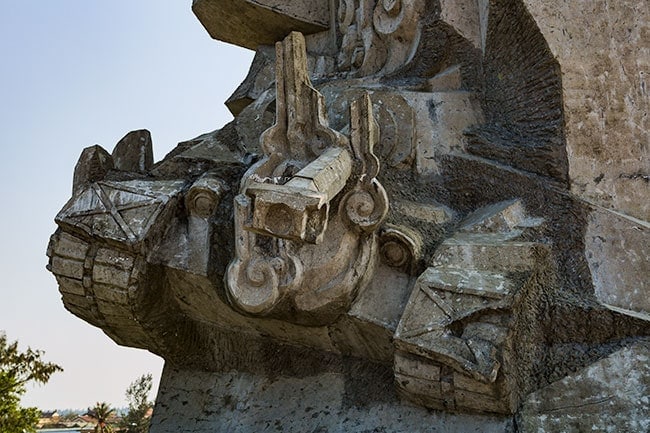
(394, 199, 547, 415)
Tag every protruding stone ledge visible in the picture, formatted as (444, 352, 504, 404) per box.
(192, 0, 330, 49)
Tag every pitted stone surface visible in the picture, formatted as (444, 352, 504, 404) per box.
(151, 367, 514, 433)
(524, 0, 649, 220)
(517, 340, 650, 433)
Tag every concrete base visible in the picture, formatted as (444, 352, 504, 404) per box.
(150, 364, 514, 433)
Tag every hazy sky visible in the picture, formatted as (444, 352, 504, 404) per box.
(0, 1, 253, 410)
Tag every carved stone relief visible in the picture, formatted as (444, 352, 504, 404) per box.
(47, 1, 649, 432)
(336, 0, 425, 76)
(225, 32, 388, 324)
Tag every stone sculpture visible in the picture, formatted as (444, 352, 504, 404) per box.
(48, 1, 649, 431)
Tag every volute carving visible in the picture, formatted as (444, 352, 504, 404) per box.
(337, 0, 425, 76)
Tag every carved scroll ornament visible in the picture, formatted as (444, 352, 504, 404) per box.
(226, 32, 388, 325)
(337, 0, 425, 76)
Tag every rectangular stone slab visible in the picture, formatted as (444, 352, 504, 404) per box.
(192, 0, 330, 49)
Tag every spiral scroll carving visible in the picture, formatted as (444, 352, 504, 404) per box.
(186, 172, 226, 219)
(341, 180, 388, 232)
(379, 225, 422, 275)
(336, 0, 424, 76)
(227, 256, 280, 315)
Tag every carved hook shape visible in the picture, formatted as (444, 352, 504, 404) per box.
(340, 93, 389, 232)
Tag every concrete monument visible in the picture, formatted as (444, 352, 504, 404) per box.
(48, 1, 649, 431)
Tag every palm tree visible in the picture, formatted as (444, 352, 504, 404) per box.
(87, 402, 115, 433)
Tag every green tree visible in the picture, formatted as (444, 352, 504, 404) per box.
(88, 402, 115, 433)
(122, 374, 153, 433)
(0, 331, 63, 433)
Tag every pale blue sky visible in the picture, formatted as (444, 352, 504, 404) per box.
(0, 1, 253, 410)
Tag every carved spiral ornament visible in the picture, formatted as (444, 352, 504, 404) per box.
(187, 191, 218, 219)
(245, 257, 278, 288)
(381, 240, 409, 268)
(341, 179, 388, 232)
(378, 226, 422, 274)
(186, 173, 226, 219)
(228, 256, 280, 315)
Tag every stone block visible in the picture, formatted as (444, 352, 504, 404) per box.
(112, 129, 153, 174)
(395, 353, 441, 382)
(453, 372, 500, 398)
(51, 232, 89, 260)
(417, 267, 513, 300)
(395, 373, 443, 400)
(96, 299, 135, 321)
(149, 367, 514, 433)
(94, 247, 135, 269)
(72, 145, 113, 195)
(425, 65, 463, 92)
(455, 389, 510, 415)
(398, 91, 484, 176)
(523, 0, 649, 220)
(585, 206, 650, 320)
(459, 199, 527, 233)
(439, 0, 485, 51)
(391, 199, 454, 226)
(192, 0, 329, 50)
(350, 265, 414, 331)
(92, 263, 131, 288)
(56, 180, 184, 247)
(60, 292, 95, 311)
(432, 236, 542, 273)
(55, 276, 85, 297)
(92, 283, 130, 305)
(50, 256, 84, 280)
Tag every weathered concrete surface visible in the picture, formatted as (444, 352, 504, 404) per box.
(439, 0, 487, 52)
(517, 340, 650, 433)
(48, 1, 650, 432)
(524, 0, 649, 221)
(150, 366, 514, 433)
(193, 0, 329, 50)
(585, 205, 650, 319)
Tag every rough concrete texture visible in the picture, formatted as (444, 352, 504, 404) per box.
(47, 0, 649, 432)
(151, 366, 514, 433)
(517, 339, 650, 433)
(524, 0, 649, 221)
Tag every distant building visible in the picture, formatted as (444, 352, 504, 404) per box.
(37, 410, 60, 428)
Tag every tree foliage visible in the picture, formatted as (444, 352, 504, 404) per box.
(88, 401, 115, 433)
(122, 374, 153, 433)
(0, 332, 63, 433)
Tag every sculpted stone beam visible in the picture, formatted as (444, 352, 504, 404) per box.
(192, 0, 330, 49)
